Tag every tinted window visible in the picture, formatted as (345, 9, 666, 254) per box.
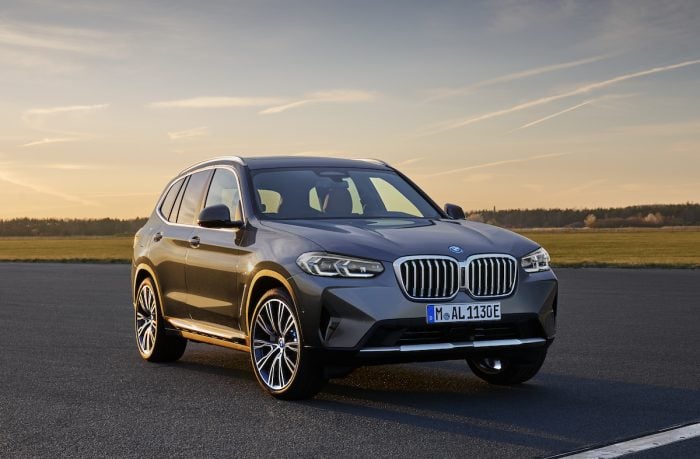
(159, 178, 184, 221)
(204, 169, 241, 220)
(176, 170, 211, 224)
(251, 168, 440, 219)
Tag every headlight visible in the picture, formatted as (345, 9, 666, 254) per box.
(296, 252, 384, 278)
(521, 247, 551, 273)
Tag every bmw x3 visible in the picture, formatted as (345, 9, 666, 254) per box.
(131, 156, 557, 399)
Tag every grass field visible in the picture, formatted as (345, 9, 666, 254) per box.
(0, 228, 699, 267)
(0, 236, 133, 263)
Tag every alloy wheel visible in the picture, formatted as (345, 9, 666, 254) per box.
(475, 357, 504, 374)
(136, 284, 158, 355)
(252, 298, 300, 390)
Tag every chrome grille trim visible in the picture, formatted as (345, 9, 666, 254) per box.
(394, 253, 518, 300)
(462, 254, 517, 299)
(393, 255, 460, 300)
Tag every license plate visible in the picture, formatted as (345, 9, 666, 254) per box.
(426, 303, 501, 324)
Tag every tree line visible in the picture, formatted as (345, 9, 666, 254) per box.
(465, 203, 700, 228)
(0, 218, 149, 237)
(0, 203, 698, 235)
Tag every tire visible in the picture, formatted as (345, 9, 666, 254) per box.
(134, 277, 187, 362)
(250, 288, 324, 400)
(467, 347, 547, 385)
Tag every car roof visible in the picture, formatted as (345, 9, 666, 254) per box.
(178, 155, 390, 176)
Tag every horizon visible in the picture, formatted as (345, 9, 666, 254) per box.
(0, 199, 698, 222)
(1, 1, 699, 218)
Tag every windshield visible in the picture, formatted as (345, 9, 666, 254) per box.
(251, 167, 442, 220)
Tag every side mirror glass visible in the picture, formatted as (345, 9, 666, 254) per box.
(197, 204, 244, 229)
(444, 203, 465, 220)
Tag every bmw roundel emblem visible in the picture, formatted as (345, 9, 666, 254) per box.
(449, 245, 464, 254)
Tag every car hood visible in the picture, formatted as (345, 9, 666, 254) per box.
(259, 218, 539, 262)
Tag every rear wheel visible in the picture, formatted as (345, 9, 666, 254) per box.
(250, 288, 324, 400)
(467, 347, 547, 385)
(135, 277, 187, 362)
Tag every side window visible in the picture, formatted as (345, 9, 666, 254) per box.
(159, 178, 184, 221)
(370, 177, 421, 216)
(204, 169, 241, 220)
(176, 170, 212, 224)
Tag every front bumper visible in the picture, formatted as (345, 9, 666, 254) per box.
(290, 266, 558, 362)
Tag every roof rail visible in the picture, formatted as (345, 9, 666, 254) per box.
(357, 158, 389, 166)
(178, 156, 245, 176)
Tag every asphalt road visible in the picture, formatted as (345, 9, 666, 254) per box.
(0, 264, 698, 458)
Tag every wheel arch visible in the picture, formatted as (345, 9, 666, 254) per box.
(133, 263, 166, 316)
(244, 268, 299, 334)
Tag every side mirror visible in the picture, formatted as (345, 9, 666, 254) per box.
(444, 203, 465, 220)
(197, 204, 244, 229)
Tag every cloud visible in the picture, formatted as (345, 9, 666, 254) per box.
(23, 104, 109, 118)
(0, 21, 115, 56)
(20, 103, 108, 145)
(428, 55, 607, 99)
(394, 157, 424, 167)
(41, 164, 101, 170)
(564, 179, 607, 195)
(0, 170, 96, 206)
(149, 90, 375, 114)
(423, 59, 700, 135)
(425, 153, 569, 178)
(260, 90, 375, 114)
(149, 97, 285, 109)
(168, 126, 209, 140)
(19, 137, 80, 147)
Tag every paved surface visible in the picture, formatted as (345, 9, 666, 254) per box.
(0, 264, 698, 458)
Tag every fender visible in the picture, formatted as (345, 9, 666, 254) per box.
(244, 267, 300, 334)
(133, 262, 167, 317)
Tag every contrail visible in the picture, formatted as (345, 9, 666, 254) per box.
(424, 153, 570, 178)
(511, 100, 595, 132)
(423, 59, 700, 135)
(0, 170, 96, 206)
(510, 94, 632, 132)
(428, 55, 607, 100)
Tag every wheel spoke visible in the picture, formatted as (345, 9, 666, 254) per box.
(276, 301, 285, 338)
(264, 302, 278, 335)
(282, 314, 294, 335)
(282, 351, 296, 374)
(256, 346, 278, 371)
(276, 354, 286, 387)
(253, 339, 275, 349)
(137, 321, 150, 335)
(255, 314, 275, 337)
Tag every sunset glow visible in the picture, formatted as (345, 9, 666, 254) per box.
(1, 1, 698, 218)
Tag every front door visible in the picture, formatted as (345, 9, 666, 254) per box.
(185, 167, 248, 334)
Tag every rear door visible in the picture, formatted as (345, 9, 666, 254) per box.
(149, 170, 211, 319)
(185, 167, 249, 334)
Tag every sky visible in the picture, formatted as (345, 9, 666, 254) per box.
(0, 0, 699, 218)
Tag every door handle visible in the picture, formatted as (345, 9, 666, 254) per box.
(189, 235, 201, 248)
(153, 232, 163, 242)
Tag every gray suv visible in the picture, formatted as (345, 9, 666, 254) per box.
(132, 156, 557, 399)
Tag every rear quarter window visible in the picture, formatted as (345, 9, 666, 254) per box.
(159, 178, 185, 221)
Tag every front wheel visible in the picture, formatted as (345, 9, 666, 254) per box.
(135, 277, 187, 362)
(250, 288, 324, 400)
(467, 347, 548, 385)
